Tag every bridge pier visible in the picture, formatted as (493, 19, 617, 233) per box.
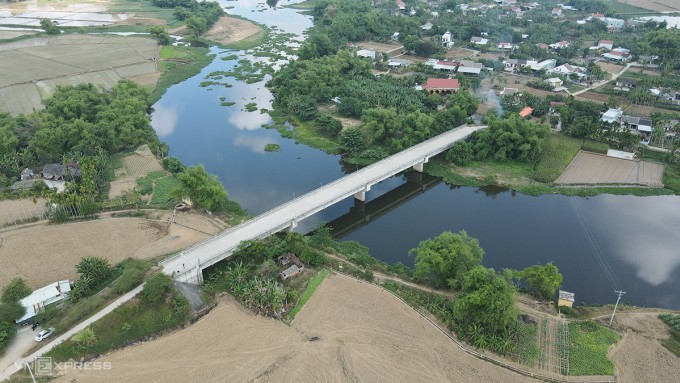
(286, 220, 298, 232)
(354, 184, 372, 202)
(412, 157, 429, 173)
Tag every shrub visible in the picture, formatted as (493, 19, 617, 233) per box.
(142, 274, 174, 304)
(316, 114, 343, 136)
(110, 268, 146, 295)
(1, 277, 32, 304)
(446, 141, 473, 166)
(162, 157, 186, 174)
(72, 327, 97, 348)
(581, 140, 608, 154)
(300, 247, 327, 267)
(0, 321, 17, 352)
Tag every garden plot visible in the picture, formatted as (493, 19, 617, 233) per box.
(556, 151, 664, 187)
(0, 34, 159, 115)
(109, 145, 165, 199)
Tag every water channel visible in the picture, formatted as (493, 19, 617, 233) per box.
(152, 0, 680, 309)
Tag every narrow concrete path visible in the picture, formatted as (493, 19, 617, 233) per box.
(0, 284, 144, 381)
(570, 62, 635, 96)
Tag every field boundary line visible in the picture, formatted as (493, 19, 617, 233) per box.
(330, 270, 617, 383)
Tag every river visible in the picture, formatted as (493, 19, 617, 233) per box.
(151, 0, 680, 310)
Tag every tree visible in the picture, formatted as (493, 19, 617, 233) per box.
(176, 165, 227, 212)
(76, 257, 112, 282)
(516, 263, 563, 300)
(315, 114, 343, 136)
(0, 321, 17, 352)
(163, 156, 186, 174)
(142, 273, 174, 304)
(0, 301, 25, 323)
(40, 19, 59, 35)
(340, 127, 365, 153)
(149, 26, 171, 45)
(446, 141, 473, 166)
(453, 266, 518, 337)
(186, 16, 207, 37)
(1, 278, 31, 304)
(410, 231, 484, 289)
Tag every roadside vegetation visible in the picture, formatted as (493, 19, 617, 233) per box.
(0, 278, 31, 352)
(47, 273, 191, 362)
(659, 313, 680, 357)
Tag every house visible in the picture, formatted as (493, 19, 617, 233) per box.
(604, 17, 625, 31)
(10, 179, 44, 192)
(504, 58, 524, 71)
(356, 49, 376, 60)
(602, 47, 631, 62)
(638, 55, 659, 66)
(391, 32, 400, 41)
(500, 87, 519, 95)
(546, 77, 564, 88)
(470, 36, 488, 45)
(40, 162, 81, 181)
(590, 12, 605, 20)
(421, 22, 433, 30)
(601, 108, 623, 124)
(622, 115, 653, 132)
(558, 290, 575, 308)
(551, 7, 563, 17)
(536, 43, 549, 50)
(529, 59, 556, 71)
(497, 42, 515, 50)
(457, 60, 482, 75)
(616, 77, 637, 89)
(441, 31, 455, 49)
(388, 58, 412, 67)
(519, 106, 533, 118)
(431, 11, 439, 18)
(549, 64, 586, 77)
(396, 0, 406, 11)
(596, 39, 614, 51)
(527, 2, 541, 9)
(421, 78, 460, 93)
(549, 41, 570, 49)
(278, 253, 305, 281)
(20, 168, 34, 180)
(16, 280, 71, 325)
(428, 59, 458, 71)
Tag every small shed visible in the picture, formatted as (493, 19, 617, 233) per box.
(16, 280, 71, 325)
(20, 168, 34, 180)
(519, 107, 533, 118)
(280, 265, 303, 281)
(558, 290, 575, 307)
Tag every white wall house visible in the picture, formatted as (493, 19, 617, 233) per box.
(441, 31, 455, 49)
(16, 280, 71, 324)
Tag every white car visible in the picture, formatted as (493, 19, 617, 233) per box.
(35, 328, 55, 342)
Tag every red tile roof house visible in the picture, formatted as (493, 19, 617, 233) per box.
(519, 106, 533, 118)
(421, 78, 460, 94)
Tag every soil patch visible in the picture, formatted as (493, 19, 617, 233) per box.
(203, 15, 263, 46)
(610, 313, 680, 383)
(556, 151, 664, 187)
(618, 0, 680, 12)
(0, 198, 48, 227)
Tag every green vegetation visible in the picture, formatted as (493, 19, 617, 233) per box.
(39, 19, 60, 35)
(70, 257, 114, 302)
(286, 269, 330, 320)
(533, 135, 581, 183)
(514, 321, 540, 365)
(659, 313, 680, 356)
(176, 165, 228, 212)
(410, 231, 483, 289)
(264, 143, 281, 152)
(581, 140, 609, 154)
(136, 171, 168, 195)
(245, 102, 258, 112)
(150, 176, 181, 206)
(151, 0, 223, 38)
(151, 46, 213, 103)
(47, 272, 191, 363)
(221, 101, 236, 106)
(514, 263, 563, 300)
(568, 321, 621, 376)
(0, 278, 30, 352)
(382, 280, 456, 328)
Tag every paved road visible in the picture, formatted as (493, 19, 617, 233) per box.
(570, 62, 635, 96)
(0, 284, 144, 381)
(162, 125, 486, 282)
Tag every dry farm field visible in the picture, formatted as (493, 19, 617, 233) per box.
(203, 15, 264, 46)
(0, 35, 160, 115)
(110, 145, 165, 198)
(556, 151, 664, 187)
(618, 0, 680, 12)
(0, 212, 219, 290)
(54, 274, 545, 383)
(0, 198, 47, 227)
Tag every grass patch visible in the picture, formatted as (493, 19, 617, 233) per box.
(514, 321, 540, 366)
(286, 269, 330, 320)
(221, 101, 236, 106)
(533, 134, 582, 183)
(661, 331, 680, 357)
(150, 46, 213, 104)
(288, 119, 342, 154)
(581, 140, 609, 154)
(608, 0, 653, 14)
(264, 143, 281, 152)
(568, 321, 620, 376)
(381, 280, 455, 329)
(662, 162, 680, 193)
(150, 176, 181, 206)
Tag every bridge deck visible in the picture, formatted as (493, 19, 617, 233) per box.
(162, 125, 485, 283)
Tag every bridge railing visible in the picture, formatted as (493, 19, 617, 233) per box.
(164, 124, 485, 266)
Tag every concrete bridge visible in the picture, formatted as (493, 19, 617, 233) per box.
(161, 124, 486, 284)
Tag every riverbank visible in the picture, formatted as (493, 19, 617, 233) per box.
(203, 15, 266, 50)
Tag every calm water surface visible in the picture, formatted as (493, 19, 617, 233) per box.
(152, 0, 680, 309)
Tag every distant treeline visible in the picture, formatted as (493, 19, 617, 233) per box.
(151, 0, 223, 36)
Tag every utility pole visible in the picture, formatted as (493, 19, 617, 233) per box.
(608, 290, 626, 326)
